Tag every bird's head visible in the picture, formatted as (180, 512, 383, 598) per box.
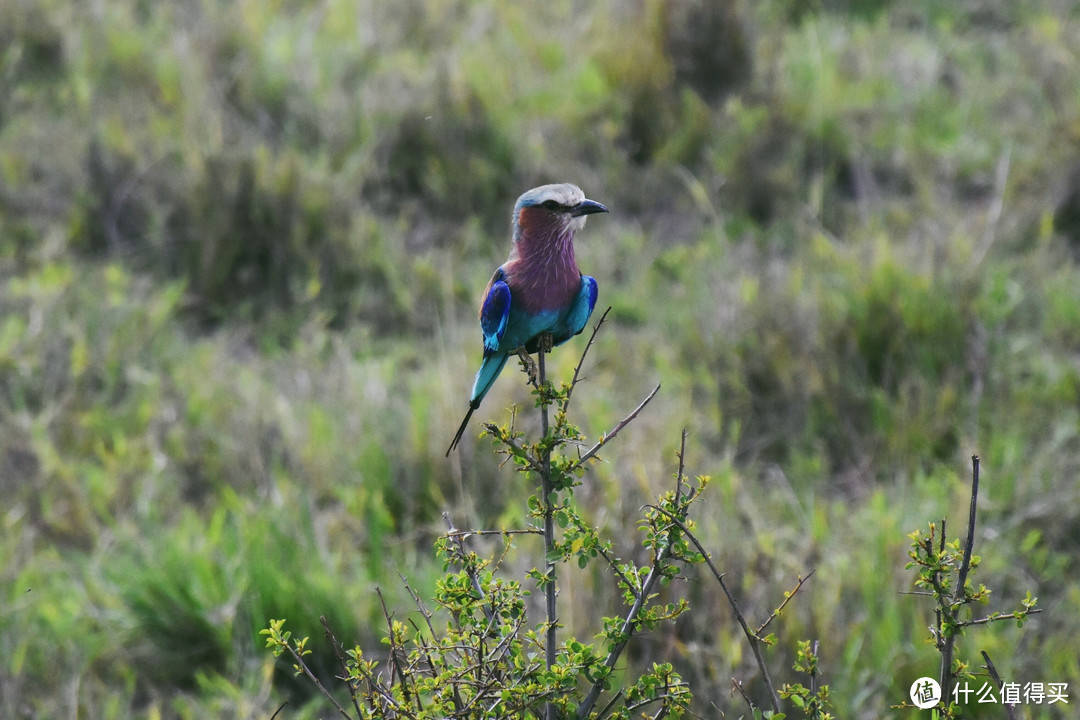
(511, 183, 609, 245)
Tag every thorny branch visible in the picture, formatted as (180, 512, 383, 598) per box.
(647, 504, 785, 716)
(575, 431, 690, 720)
(940, 455, 979, 699)
(565, 306, 611, 410)
(568, 383, 661, 473)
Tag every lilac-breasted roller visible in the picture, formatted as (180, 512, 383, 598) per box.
(446, 183, 609, 456)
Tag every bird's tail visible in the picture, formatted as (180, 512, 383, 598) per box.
(471, 353, 510, 407)
(446, 353, 510, 456)
(446, 403, 477, 456)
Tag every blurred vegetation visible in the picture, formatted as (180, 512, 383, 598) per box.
(2, 0, 1079, 717)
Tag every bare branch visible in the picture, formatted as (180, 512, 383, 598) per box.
(941, 455, 981, 697)
(566, 306, 611, 410)
(377, 587, 417, 711)
(398, 572, 439, 648)
(278, 634, 358, 720)
(647, 504, 782, 715)
(569, 383, 661, 473)
(756, 570, 816, 637)
(730, 678, 753, 712)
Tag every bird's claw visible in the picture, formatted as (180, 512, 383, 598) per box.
(516, 346, 539, 386)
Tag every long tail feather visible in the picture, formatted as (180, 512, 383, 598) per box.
(446, 404, 477, 456)
(447, 353, 510, 456)
(471, 353, 510, 407)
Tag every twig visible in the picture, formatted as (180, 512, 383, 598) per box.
(565, 306, 611, 411)
(981, 650, 1018, 720)
(576, 447, 688, 720)
(594, 543, 642, 601)
(756, 571, 816, 637)
(648, 505, 782, 715)
(568, 383, 661, 473)
(491, 530, 517, 573)
(483, 422, 544, 473)
(445, 528, 542, 539)
(321, 616, 365, 720)
(955, 456, 980, 608)
(377, 587, 417, 711)
(407, 615, 462, 714)
(730, 678, 753, 711)
(442, 513, 495, 623)
(960, 609, 1043, 627)
(577, 539, 672, 719)
(674, 429, 687, 505)
(398, 572, 437, 639)
(594, 689, 625, 720)
(351, 650, 414, 717)
(623, 682, 689, 713)
(279, 636, 356, 720)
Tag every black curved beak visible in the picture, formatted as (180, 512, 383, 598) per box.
(570, 199, 609, 217)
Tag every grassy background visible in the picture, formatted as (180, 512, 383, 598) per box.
(2, 0, 1079, 717)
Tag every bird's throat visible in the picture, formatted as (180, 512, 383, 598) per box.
(509, 217, 580, 314)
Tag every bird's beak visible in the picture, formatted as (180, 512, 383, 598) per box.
(570, 199, 609, 217)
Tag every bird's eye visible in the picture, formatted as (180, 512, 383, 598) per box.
(541, 200, 560, 211)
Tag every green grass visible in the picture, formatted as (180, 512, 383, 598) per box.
(2, 0, 1079, 717)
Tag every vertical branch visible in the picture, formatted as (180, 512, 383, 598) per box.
(934, 518, 946, 687)
(940, 455, 981, 700)
(955, 456, 980, 608)
(538, 339, 557, 720)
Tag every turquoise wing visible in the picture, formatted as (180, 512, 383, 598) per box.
(558, 274, 598, 343)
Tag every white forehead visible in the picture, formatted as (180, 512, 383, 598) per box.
(516, 183, 585, 209)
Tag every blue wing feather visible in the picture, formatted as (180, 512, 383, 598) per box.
(561, 275, 598, 341)
(480, 269, 511, 355)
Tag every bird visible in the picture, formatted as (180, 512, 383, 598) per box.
(446, 183, 609, 456)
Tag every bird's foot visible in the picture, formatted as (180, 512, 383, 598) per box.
(516, 346, 539, 387)
(538, 332, 554, 355)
